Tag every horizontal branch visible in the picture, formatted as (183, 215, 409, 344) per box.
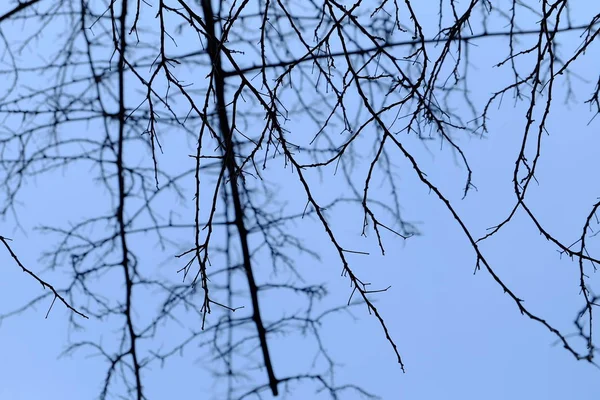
(216, 22, 599, 78)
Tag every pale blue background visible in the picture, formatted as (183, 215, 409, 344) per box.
(0, 2, 599, 399)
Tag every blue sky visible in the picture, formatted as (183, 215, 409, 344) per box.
(0, 1, 599, 399)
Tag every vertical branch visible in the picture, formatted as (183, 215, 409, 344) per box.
(200, 0, 279, 396)
(222, 181, 236, 400)
(115, 1, 143, 398)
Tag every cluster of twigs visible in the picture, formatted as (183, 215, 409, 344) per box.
(0, 1, 599, 398)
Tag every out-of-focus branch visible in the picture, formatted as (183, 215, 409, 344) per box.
(0, 0, 42, 23)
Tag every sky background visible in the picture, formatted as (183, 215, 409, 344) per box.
(0, 1, 599, 399)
